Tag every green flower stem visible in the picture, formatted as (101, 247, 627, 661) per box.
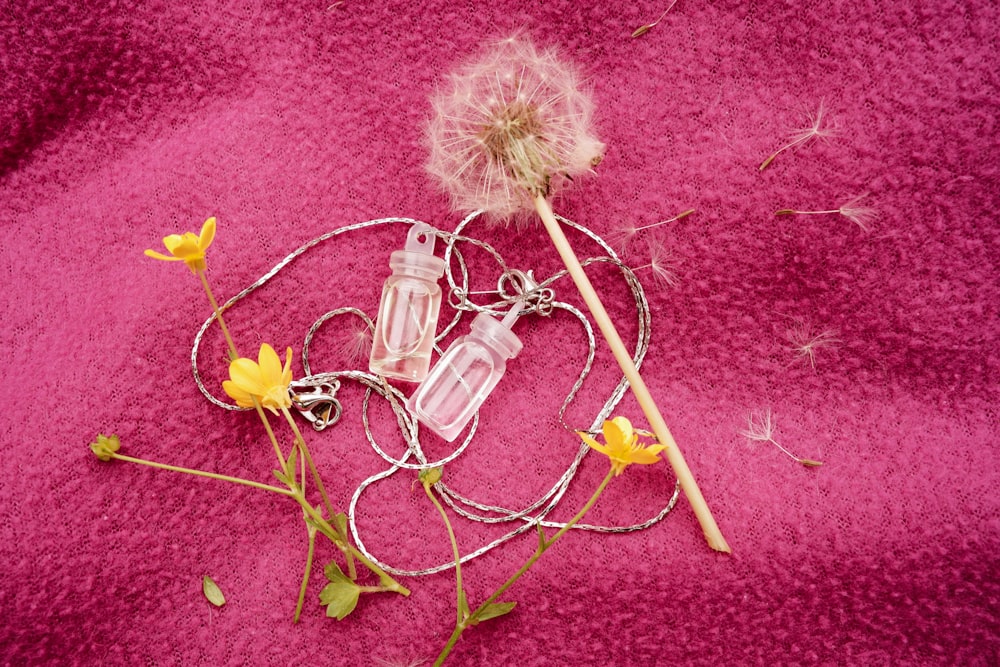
(293, 495, 410, 597)
(280, 407, 352, 576)
(253, 401, 288, 471)
(109, 452, 295, 497)
(293, 522, 318, 624)
(197, 269, 290, 473)
(423, 481, 465, 626)
(197, 269, 239, 361)
(432, 468, 616, 667)
(281, 408, 354, 571)
(281, 408, 334, 518)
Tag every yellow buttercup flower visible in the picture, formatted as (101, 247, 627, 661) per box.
(144, 217, 217, 272)
(578, 416, 666, 476)
(222, 343, 294, 414)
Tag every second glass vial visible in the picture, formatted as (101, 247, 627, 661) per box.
(406, 308, 523, 442)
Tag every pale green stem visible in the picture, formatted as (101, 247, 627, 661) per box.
(294, 499, 409, 596)
(197, 269, 239, 360)
(109, 449, 406, 596)
(196, 269, 289, 471)
(253, 402, 287, 471)
(423, 482, 464, 626)
(109, 452, 294, 497)
(280, 408, 334, 518)
(293, 522, 318, 624)
(280, 407, 354, 578)
(432, 468, 616, 666)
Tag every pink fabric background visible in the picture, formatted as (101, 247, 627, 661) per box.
(2, 1, 998, 665)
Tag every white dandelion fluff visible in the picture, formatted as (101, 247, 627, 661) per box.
(426, 36, 605, 221)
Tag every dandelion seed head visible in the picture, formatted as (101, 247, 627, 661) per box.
(426, 36, 605, 223)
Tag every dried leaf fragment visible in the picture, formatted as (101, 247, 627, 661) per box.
(202, 575, 226, 607)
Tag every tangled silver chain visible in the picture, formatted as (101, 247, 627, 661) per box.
(191, 211, 680, 577)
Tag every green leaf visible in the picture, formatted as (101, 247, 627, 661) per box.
(470, 601, 516, 625)
(535, 522, 548, 551)
(332, 512, 349, 536)
(272, 469, 289, 486)
(284, 445, 300, 481)
(319, 580, 361, 621)
(202, 575, 226, 607)
(324, 561, 352, 584)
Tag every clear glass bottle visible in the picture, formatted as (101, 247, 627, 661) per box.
(407, 306, 523, 442)
(369, 223, 445, 382)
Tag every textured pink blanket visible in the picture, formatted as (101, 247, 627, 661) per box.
(2, 1, 998, 665)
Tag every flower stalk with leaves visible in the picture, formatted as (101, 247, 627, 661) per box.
(95, 218, 410, 622)
(428, 417, 666, 666)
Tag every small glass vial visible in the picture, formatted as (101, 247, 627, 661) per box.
(369, 223, 446, 382)
(407, 306, 523, 442)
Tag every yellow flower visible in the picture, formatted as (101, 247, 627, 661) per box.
(222, 343, 294, 414)
(578, 416, 666, 476)
(90, 434, 121, 461)
(144, 217, 216, 272)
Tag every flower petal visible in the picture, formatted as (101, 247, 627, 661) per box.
(578, 431, 612, 456)
(281, 346, 294, 385)
(604, 416, 633, 448)
(222, 380, 256, 407)
(144, 249, 184, 262)
(199, 217, 216, 250)
(228, 357, 266, 395)
(627, 446, 665, 466)
(257, 344, 282, 384)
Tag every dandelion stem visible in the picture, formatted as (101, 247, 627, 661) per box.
(532, 193, 730, 553)
(432, 468, 616, 666)
(108, 452, 295, 497)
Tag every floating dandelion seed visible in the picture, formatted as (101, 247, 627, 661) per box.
(740, 409, 823, 467)
(632, 0, 681, 38)
(785, 323, 841, 370)
(776, 194, 876, 232)
(611, 208, 694, 254)
(632, 240, 679, 288)
(759, 101, 835, 171)
(427, 35, 729, 552)
(340, 320, 373, 368)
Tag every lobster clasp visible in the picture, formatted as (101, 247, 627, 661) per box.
(288, 379, 343, 431)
